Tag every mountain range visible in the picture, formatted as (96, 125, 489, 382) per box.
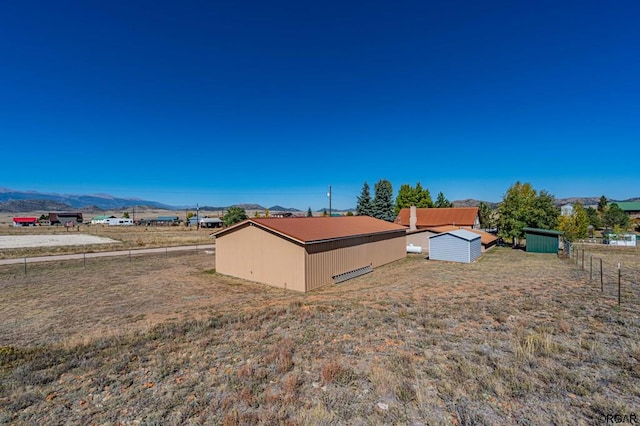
(0, 188, 638, 213)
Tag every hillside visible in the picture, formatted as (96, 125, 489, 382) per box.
(0, 188, 173, 211)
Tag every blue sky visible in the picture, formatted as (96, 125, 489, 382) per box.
(1, 1, 638, 210)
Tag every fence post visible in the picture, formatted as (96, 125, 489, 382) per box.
(589, 254, 593, 281)
(129, 249, 132, 263)
(84, 252, 86, 269)
(618, 263, 621, 307)
(581, 250, 584, 270)
(600, 258, 603, 292)
(24, 258, 27, 276)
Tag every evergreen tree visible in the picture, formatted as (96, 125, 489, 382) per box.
(585, 206, 602, 229)
(356, 182, 373, 216)
(597, 195, 608, 213)
(434, 192, 453, 208)
(372, 179, 395, 222)
(307, 207, 313, 217)
(603, 203, 629, 230)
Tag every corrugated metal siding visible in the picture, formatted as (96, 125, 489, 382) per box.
(430, 233, 481, 263)
(305, 234, 406, 291)
(430, 234, 468, 263)
(525, 233, 559, 253)
(216, 225, 306, 291)
(469, 238, 482, 262)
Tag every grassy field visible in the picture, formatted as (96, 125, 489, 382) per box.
(1, 245, 639, 425)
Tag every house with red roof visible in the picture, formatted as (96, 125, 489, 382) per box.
(12, 217, 38, 227)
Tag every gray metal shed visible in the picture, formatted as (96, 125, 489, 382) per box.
(429, 229, 482, 263)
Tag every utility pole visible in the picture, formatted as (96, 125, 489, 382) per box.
(196, 203, 200, 229)
(327, 185, 332, 218)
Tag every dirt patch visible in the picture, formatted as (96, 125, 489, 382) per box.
(0, 234, 119, 249)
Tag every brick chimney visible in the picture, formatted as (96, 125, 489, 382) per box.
(409, 205, 417, 231)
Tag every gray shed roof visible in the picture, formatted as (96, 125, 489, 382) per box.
(432, 229, 481, 241)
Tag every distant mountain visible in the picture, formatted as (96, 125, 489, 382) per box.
(0, 188, 174, 211)
(316, 207, 355, 213)
(452, 199, 499, 208)
(0, 199, 74, 213)
(268, 205, 301, 212)
(554, 197, 639, 207)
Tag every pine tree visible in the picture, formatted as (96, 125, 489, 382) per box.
(356, 182, 373, 216)
(372, 179, 395, 222)
(307, 207, 313, 217)
(434, 192, 453, 208)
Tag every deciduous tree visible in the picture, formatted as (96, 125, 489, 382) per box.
(478, 201, 495, 229)
(558, 202, 589, 241)
(394, 182, 433, 214)
(222, 207, 248, 226)
(498, 182, 558, 246)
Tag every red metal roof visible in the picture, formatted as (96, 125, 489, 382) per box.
(216, 216, 407, 243)
(395, 207, 479, 228)
(427, 225, 498, 245)
(13, 217, 38, 223)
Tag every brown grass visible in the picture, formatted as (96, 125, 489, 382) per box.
(0, 218, 214, 260)
(1, 246, 639, 424)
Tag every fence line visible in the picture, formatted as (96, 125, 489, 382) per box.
(569, 243, 640, 309)
(0, 244, 215, 276)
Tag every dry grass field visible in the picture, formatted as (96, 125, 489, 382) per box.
(1, 243, 640, 425)
(0, 221, 213, 260)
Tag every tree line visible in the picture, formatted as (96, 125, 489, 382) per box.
(355, 179, 633, 245)
(356, 180, 454, 222)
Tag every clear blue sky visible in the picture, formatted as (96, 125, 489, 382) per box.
(1, 1, 638, 210)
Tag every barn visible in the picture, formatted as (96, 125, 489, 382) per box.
(523, 227, 563, 253)
(429, 229, 482, 263)
(213, 216, 407, 292)
(13, 217, 38, 227)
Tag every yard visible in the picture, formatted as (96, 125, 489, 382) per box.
(1, 246, 639, 424)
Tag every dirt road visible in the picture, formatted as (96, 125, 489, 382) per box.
(0, 244, 215, 265)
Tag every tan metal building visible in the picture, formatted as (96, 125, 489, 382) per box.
(213, 216, 407, 292)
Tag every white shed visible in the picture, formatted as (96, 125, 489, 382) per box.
(429, 229, 482, 263)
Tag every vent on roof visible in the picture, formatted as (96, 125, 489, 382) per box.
(333, 264, 373, 284)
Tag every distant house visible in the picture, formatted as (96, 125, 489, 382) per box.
(609, 201, 640, 219)
(213, 216, 407, 292)
(429, 229, 482, 263)
(49, 212, 83, 226)
(188, 217, 223, 228)
(13, 217, 38, 227)
(560, 204, 574, 216)
(395, 206, 480, 229)
(156, 216, 180, 226)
